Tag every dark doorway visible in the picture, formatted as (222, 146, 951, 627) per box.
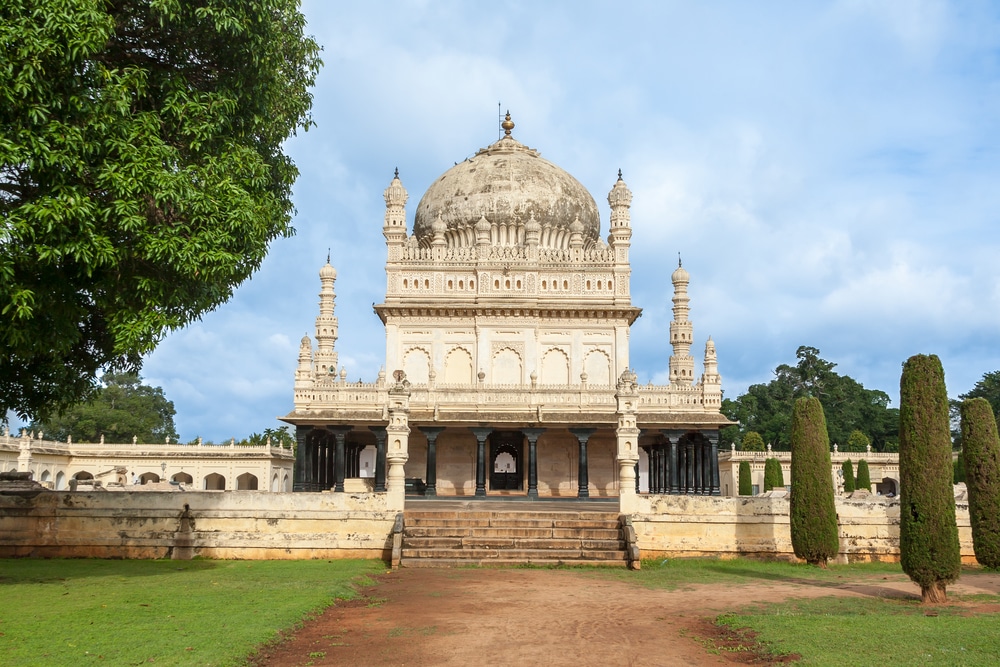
(489, 431, 524, 492)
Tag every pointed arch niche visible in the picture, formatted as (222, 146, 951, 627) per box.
(403, 347, 430, 384)
(491, 347, 522, 385)
(444, 347, 474, 384)
(541, 347, 570, 385)
(584, 349, 612, 385)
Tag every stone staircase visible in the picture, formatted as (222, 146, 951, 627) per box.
(399, 507, 631, 568)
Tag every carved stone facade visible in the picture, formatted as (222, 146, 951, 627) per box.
(284, 116, 729, 510)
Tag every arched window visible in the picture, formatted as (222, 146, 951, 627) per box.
(236, 473, 258, 490)
(204, 473, 226, 490)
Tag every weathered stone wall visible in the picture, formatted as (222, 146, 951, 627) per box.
(633, 494, 975, 563)
(0, 491, 396, 560)
(2, 490, 975, 563)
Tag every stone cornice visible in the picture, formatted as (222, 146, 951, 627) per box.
(374, 304, 642, 325)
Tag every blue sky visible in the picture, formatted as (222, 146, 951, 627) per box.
(112, 1, 1000, 442)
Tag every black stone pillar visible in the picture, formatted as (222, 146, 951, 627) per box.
(569, 428, 596, 499)
(685, 438, 695, 494)
(706, 430, 721, 496)
(419, 427, 444, 497)
(635, 459, 641, 494)
(666, 432, 680, 494)
(471, 427, 491, 497)
(522, 428, 544, 499)
(658, 443, 668, 493)
(309, 433, 321, 491)
(293, 426, 312, 491)
(369, 426, 387, 492)
(329, 426, 352, 493)
(694, 437, 703, 494)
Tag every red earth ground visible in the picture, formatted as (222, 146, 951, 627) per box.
(250, 567, 1000, 667)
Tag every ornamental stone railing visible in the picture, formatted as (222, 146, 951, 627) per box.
(294, 377, 723, 418)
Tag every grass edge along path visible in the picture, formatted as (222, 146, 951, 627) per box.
(716, 593, 1000, 666)
(0, 558, 384, 667)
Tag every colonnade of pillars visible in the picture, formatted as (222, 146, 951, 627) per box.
(294, 424, 720, 497)
(293, 425, 387, 493)
(644, 431, 720, 495)
(466, 427, 592, 498)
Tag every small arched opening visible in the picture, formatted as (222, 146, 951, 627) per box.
(139, 472, 160, 484)
(172, 472, 193, 484)
(236, 473, 258, 490)
(204, 473, 226, 490)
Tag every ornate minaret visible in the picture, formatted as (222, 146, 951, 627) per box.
(607, 170, 633, 305)
(383, 168, 408, 260)
(607, 169, 632, 254)
(295, 334, 314, 388)
(314, 258, 339, 377)
(669, 257, 695, 386)
(702, 336, 720, 384)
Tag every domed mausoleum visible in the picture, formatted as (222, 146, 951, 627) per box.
(284, 115, 728, 512)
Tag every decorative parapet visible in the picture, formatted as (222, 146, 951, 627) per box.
(292, 375, 726, 422)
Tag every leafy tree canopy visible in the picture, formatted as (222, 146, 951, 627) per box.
(721, 346, 899, 451)
(0, 0, 321, 421)
(845, 429, 870, 453)
(29, 372, 177, 443)
(741, 431, 765, 452)
(960, 371, 1000, 417)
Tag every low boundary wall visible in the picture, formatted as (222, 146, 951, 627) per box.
(633, 494, 975, 563)
(0, 490, 976, 563)
(0, 491, 397, 560)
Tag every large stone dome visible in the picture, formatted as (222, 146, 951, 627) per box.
(413, 123, 600, 249)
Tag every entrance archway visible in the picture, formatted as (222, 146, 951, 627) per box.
(489, 432, 523, 492)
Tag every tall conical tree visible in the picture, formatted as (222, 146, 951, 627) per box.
(960, 398, 1000, 569)
(790, 396, 839, 566)
(738, 460, 752, 496)
(899, 354, 961, 603)
(856, 460, 871, 492)
(842, 459, 855, 493)
(764, 458, 784, 491)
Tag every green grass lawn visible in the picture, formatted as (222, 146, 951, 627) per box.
(0, 558, 384, 667)
(718, 594, 1000, 666)
(600, 558, 1000, 665)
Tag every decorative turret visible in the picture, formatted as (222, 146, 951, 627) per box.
(296, 334, 314, 388)
(383, 169, 408, 252)
(314, 258, 339, 377)
(702, 336, 720, 385)
(607, 169, 633, 258)
(669, 256, 695, 386)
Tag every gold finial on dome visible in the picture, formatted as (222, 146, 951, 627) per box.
(501, 110, 515, 136)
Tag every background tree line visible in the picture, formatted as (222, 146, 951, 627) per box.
(722, 346, 1000, 453)
(26, 372, 293, 448)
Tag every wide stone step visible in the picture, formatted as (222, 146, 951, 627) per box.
(403, 536, 626, 550)
(403, 510, 620, 522)
(404, 526, 621, 540)
(399, 557, 629, 569)
(401, 547, 627, 561)
(405, 517, 619, 530)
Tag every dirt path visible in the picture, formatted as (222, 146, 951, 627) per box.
(253, 568, 1000, 667)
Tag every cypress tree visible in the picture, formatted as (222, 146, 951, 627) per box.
(738, 461, 752, 496)
(790, 396, 839, 566)
(764, 458, 784, 491)
(953, 453, 967, 484)
(899, 354, 961, 603)
(960, 398, 1000, 569)
(856, 460, 871, 492)
(842, 459, 855, 493)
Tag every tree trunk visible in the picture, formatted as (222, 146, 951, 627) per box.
(921, 581, 947, 604)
